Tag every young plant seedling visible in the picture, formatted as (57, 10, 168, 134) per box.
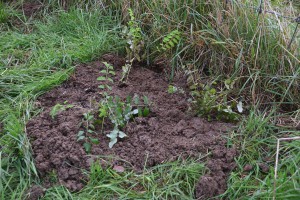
(98, 62, 115, 92)
(50, 101, 74, 119)
(77, 112, 99, 153)
(100, 95, 150, 148)
(120, 8, 144, 82)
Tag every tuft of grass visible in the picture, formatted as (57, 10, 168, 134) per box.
(110, 0, 300, 110)
(0, 7, 125, 199)
(42, 158, 206, 200)
(222, 108, 300, 199)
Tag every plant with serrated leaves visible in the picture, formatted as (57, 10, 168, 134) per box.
(120, 8, 144, 82)
(50, 101, 74, 119)
(99, 95, 150, 148)
(77, 112, 99, 153)
(158, 30, 182, 52)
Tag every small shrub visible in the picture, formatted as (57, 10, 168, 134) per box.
(99, 95, 150, 148)
(77, 112, 99, 153)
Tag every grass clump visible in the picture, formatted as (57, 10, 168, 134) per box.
(222, 109, 300, 199)
(0, 6, 124, 200)
(42, 158, 206, 200)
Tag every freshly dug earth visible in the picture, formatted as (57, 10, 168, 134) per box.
(26, 54, 237, 199)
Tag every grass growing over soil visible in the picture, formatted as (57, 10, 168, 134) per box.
(41, 159, 205, 200)
(0, 0, 299, 199)
(0, 4, 124, 199)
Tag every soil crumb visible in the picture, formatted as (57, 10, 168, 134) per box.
(26, 54, 236, 199)
(25, 185, 45, 200)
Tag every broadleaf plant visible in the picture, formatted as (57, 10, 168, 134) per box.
(99, 95, 150, 148)
(77, 111, 99, 153)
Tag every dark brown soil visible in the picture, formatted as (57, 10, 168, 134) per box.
(22, 2, 42, 17)
(26, 54, 237, 199)
(25, 185, 45, 200)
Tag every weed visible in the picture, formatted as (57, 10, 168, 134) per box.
(48, 170, 58, 183)
(49, 101, 74, 119)
(191, 82, 241, 122)
(167, 85, 184, 94)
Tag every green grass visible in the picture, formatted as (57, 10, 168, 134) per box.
(222, 109, 300, 199)
(40, 159, 205, 200)
(0, 0, 299, 199)
(0, 4, 124, 199)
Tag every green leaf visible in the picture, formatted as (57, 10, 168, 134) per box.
(89, 137, 99, 144)
(97, 76, 106, 81)
(89, 124, 95, 130)
(106, 85, 112, 90)
(77, 136, 85, 141)
(134, 96, 139, 105)
(87, 129, 94, 134)
(107, 129, 118, 139)
(175, 35, 181, 40)
(66, 104, 74, 109)
(99, 107, 107, 118)
(98, 85, 105, 89)
(126, 96, 132, 103)
(169, 41, 175, 47)
(168, 85, 177, 94)
(143, 96, 149, 105)
(138, 108, 143, 117)
(108, 65, 114, 70)
(83, 142, 91, 153)
(163, 37, 170, 43)
(118, 131, 127, 138)
(107, 78, 114, 82)
(77, 131, 84, 136)
(172, 38, 179, 44)
(100, 70, 107, 74)
(143, 107, 150, 117)
(109, 137, 118, 148)
(109, 71, 116, 75)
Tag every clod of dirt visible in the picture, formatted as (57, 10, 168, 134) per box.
(243, 164, 253, 172)
(258, 163, 270, 173)
(25, 185, 45, 200)
(26, 55, 237, 198)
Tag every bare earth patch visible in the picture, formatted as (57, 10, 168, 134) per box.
(26, 55, 237, 199)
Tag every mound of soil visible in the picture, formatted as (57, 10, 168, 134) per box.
(26, 54, 237, 199)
